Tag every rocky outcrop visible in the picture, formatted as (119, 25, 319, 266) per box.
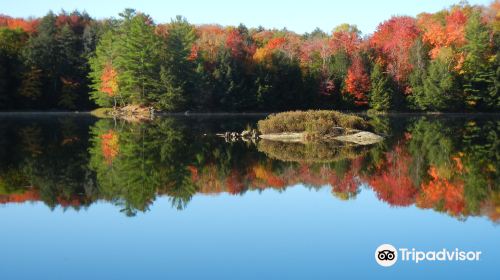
(332, 131, 383, 145)
(217, 127, 383, 146)
(259, 127, 383, 146)
(258, 132, 304, 142)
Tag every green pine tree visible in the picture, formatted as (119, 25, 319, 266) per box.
(422, 58, 461, 111)
(157, 16, 197, 111)
(407, 37, 430, 110)
(462, 11, 499, 111)
(114, 9, 161, 105)
(369, 63, 393, 111)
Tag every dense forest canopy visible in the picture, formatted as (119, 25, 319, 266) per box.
(0, 1, 499, 111)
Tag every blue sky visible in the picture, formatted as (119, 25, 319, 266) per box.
(1, 0, 494, 35)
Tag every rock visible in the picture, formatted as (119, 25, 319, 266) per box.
(259, 130, 383, 146)
(333, 131, 383, 145)
(259, 132, 305, 142)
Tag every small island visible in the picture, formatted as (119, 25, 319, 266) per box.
(216, 110, 383, 148)
(257, 111, 383, 145)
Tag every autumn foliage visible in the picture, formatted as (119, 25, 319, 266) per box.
(417, 167, 465, 216)
(370, 16, 420, 85)
(367, 144, 418, 206)
(101, 130, 119, 164)
(418, 9, 468, 59)
(0, 15, 38, 33)
(344, 56, 370, 105)
(100, 64, 119, 97)
(2, 2, 500, 111)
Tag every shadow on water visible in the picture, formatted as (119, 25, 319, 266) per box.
(0, 113, 498, 221)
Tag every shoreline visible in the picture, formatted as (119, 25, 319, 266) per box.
(1, 111, 500, 117)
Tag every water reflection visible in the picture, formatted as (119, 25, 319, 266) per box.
(0, 114, 498, 221)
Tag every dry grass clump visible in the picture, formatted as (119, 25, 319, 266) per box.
(257, 110, 368, 138)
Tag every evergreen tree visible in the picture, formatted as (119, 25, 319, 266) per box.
(57, 24, 81, 109)
(22, 11, 59, 107)
(422, 58, 461, 111)
(114, 9, 161, 105)
(0, 28, 26, 109)
(0, 52, 7, 108)
(407, 37, 430, 110)
(369, 63, 393, 111)
(157, 16, 197, 111)
(462, 11, 499, 111)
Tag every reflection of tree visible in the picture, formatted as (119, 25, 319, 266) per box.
(366, 142, 418, 206)
(417, 167, 465, 216)
(408, 118, 456, 187)
(362, 114, 408, 176)
(461, 120, 499, 215)
(1, 116, 498, 221)
(0, 117, 95, 209)
(24, 118, 95, 209)
(257, 140, 369, 163)
(407, 118, 499, 220)
(89, 118, 197, 214)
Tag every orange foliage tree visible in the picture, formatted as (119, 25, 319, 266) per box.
(417, 7, 469, 70)
(101, 130, 119, 165)
(100, 63, 119, 105)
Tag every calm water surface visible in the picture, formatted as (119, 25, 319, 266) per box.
(0, 113, 498, 279)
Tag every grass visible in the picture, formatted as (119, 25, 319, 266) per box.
(257, 110, 369, 138)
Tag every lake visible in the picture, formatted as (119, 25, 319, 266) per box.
(0, 113, 498, 279)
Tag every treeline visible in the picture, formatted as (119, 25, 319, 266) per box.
(0, 1, 499, 111)
(0, 11, 99, 110)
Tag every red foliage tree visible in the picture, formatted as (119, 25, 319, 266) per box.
(225, 28, 255, 60)
(330, 26, 361, 56)
(0, 15, 38, 33)
(344, 55, 370, 105)
(55, 12, 90, 34)
(370, 16, 420, 86)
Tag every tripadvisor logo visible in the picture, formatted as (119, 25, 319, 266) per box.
(375, 244, 398, 267)
(375, 244, 482, 267)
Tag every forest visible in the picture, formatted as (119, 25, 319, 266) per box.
(0, 1, 499, 112)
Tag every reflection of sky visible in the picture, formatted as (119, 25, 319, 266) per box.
(0, 185, 497, 279)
